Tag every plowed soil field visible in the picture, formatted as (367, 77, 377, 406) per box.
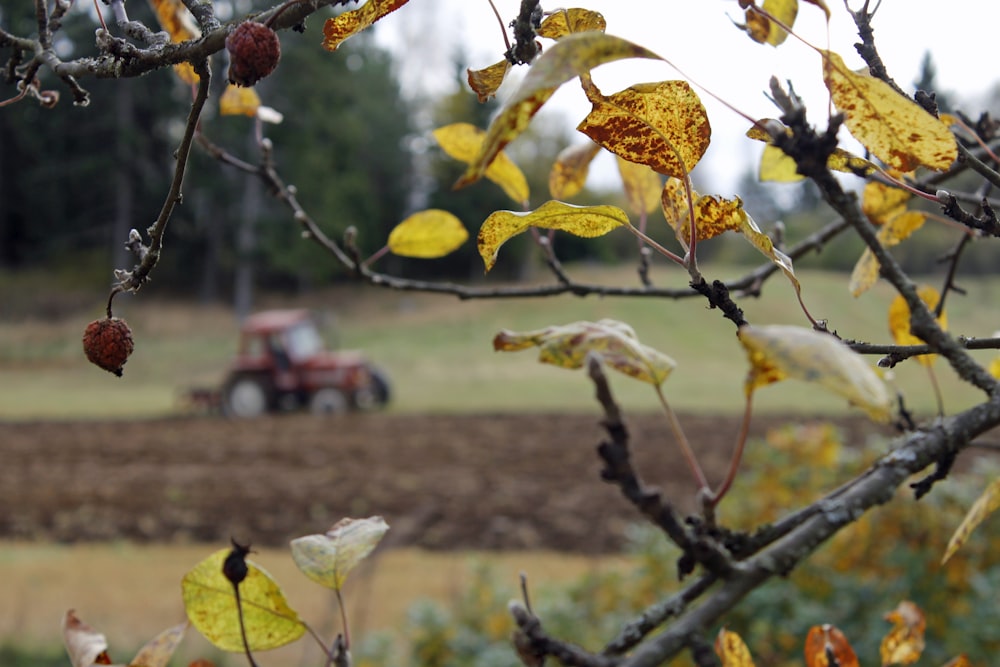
(0, 413, 886, 553)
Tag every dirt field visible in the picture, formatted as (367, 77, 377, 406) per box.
(0, 412, 888, 552)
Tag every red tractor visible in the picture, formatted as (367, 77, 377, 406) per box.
(219, 309, 390, 418)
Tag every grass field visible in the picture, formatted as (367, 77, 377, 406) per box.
(0, 541, 628, 666)
(2, 264, 998, 419)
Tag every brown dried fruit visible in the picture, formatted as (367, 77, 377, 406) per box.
(225, 21, 281, 87)
(82, 317, 134, 377)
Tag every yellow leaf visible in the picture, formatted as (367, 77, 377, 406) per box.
(616, 157, 661, 216)
(940, 656, 972, 667)
(822, 51, 957, 172)
(537, 8, 606, 38)
(129, 622, 188, 667)
(577, 79, 710, 179)
(322, 0, 409, 51)
(989, 355, 1000, 380)
(494, 319, 676, 386)
(467, 60, 511, 103)
(747, 120, 875, 181)
(804, 625, 860, 667)
(456, 32, 661, 190)
(219, 84, 261, 117)
(738, 324, 893, 422)
(387, 210, 467, 258)
(181, 549, 306, 652)
(433, 123, 529, 205)
(887, 286, 946, 366)
(744, 0, 798, 46)
(880, 601, 925, 666)
(714, 628, 756, 666)
(739, 214, 805, 310)
(478, 201, 629, 272)
(290, 516, 390, 591)
(862, 181, 911, 226)
(849, 210, 926, 297)
(146, 0, 200, 83)
(759, 143, 804, 182)
(942, 477, 1000, 564)
(549, 141, 602, 199)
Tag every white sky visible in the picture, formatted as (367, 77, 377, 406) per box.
(376, 1, 999, 193)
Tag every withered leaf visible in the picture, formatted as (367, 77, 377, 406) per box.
(942, 477, 1000, 565)
(879, 601, 925, 666)
(456, 32, 661, 190)
(578, 79, 710, 179)
(467, 60, 512, 103)
(323, 0, 409, 51)
(537, 8, 606, 38)
(804, 625, 860, 667)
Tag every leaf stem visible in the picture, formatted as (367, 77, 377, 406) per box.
(335, 587, 351, 650)
(623, 225, 685, 266)
(231, 584, 260, 667)
(654, 384, 708, 494)
(707, 393, 753, 508)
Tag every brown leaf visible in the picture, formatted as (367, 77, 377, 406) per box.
(804, 624, 860, 667)
(467, 60, 511, 103)
(578, 79, 711, 179)
(322, 0, 409, 51)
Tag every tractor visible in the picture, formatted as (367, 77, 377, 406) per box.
(217, 309, 390, 417)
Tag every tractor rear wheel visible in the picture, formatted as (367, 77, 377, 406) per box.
(222, 375, 272, 418)
(310, 387, 348, 415)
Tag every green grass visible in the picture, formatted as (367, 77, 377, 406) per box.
(1, 264, 998, 419)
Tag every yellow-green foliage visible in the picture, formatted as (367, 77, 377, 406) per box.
(380, 422, 1000, 667)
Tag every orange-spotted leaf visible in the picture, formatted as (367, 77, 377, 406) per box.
(715, 628, 755, 666)
(433, 123, 529, 205)
(478, 201, 629, 272)
(147, 0, 200, 83)
(456, 32, 661, 190)
(804, 625, 860, 667)
(387, 210, 468, 258)
(219, 84, 261, 117)
(617, 157, 661, 215)
(549, 141, 602, 199)
(942, 477, 1000, 564)
(662, 186, 746, 245)
(738, 324, 893, 422)
(467, 60, 512, 102)
(577, 79, 710, 179)
(290, 516, 389, 591)
(887, 286, 946, 366)
(537, 8, 607, 38)
(849, 209, 926, 296)
(744, 0, 798, 46)
(822, 51, 957, 172)
(181, 549, 306, 652)
(129, 622, 189, 667)
(494, 319, 676, 386)
(322, 0, 409, 51)
(880, 601, 926, 666)
(63, 610, 112, 667)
